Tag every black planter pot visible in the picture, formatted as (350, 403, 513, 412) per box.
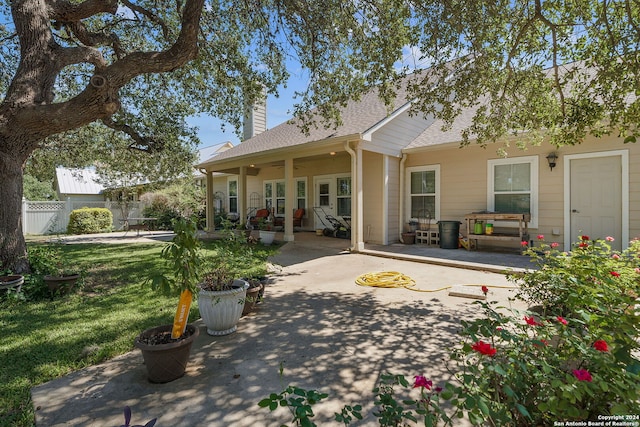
(134, 324, 199, 383)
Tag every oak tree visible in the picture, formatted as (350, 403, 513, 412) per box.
(2, 0, 638, 272)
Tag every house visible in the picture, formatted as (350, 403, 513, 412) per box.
(55, 166, 106, 203)
(197, 72, 639, 253)
(193, 142, 234, 188)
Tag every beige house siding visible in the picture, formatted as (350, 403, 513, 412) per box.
(405, 134, 640, 249)
(386, 155, 401, 244)
(362, 151, 384, 244)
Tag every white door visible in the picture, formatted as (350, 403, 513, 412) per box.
(570, 156, 622, 250)
(315, 178, 335, 229)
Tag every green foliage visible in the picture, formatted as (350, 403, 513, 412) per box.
(2, 240, 275, 426)
(23, 244, 84, 300)
(141, 180, 206, 230)
(22, 174, 57, 201)
(150, 218, 203, 297)
(67, 208, 113, 234)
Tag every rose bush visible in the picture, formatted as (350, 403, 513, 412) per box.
(261, 236, 640, 426)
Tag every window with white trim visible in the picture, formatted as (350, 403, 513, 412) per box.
(407, 165, 440, 221)
(336, 176, 351, 217)
(487, 156, 538, 227)
(228, 179, 238, 214)
(264, 179, 308, 214)
(296, 178, 307, 210)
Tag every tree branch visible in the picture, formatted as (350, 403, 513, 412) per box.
(121, 0, 171, 40)
(65, 20, 125, 59)
(101, 117, 165, 152)
(47, 0, 118, 21)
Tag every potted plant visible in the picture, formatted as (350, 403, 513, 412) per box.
(138, 218, 201, 383)
(27, 244, 82, 295)
(241, 277, 265, 316)
(0, 271, 24, 293)
(257, 218, 276, 246)
(197, 265, 249, 335)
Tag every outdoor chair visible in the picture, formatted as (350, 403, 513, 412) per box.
(249, 209, 270, 228)
(273, 208, 305, 229)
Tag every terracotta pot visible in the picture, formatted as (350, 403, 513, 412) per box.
(198, 280, 249, 335)
(134, 324, 199, 383)
(44, 274, 80, 294)
(242, 283, 263, 316)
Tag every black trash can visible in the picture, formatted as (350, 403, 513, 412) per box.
(438, 221, 461, 249)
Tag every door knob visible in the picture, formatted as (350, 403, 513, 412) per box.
(571, 209, 579, 213)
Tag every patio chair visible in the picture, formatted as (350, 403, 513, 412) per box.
(274, 208, 305, 229)
(249, 209, 270, 228)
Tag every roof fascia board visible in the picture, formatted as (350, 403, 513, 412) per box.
(361, 101, 413, 141)
(198, 133, 362, 172)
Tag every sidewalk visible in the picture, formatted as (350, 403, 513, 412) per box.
(31, 232, 531, 426)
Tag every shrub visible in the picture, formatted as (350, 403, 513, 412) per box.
(141, 195, 180, 230)
(67, 207, 113, 234)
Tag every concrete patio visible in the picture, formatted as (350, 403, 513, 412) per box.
(32, 231, 533, 426)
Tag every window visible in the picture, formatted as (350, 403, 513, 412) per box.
(488, 156, 538, 227)
(264, 179, 307, 214)
(296, 179, 307, 210)
(336, 177, 351, 217)
(228, 179, 238, 213)
(406, 166, 440, 221)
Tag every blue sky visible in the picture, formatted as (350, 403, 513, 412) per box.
(186, 76, 304, 149)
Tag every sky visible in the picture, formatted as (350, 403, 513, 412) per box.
(186, 76, 304, 149)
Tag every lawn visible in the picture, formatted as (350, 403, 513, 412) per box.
(0, 239, 277, 427)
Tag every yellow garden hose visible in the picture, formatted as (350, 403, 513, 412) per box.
(355, 271, 516, 293)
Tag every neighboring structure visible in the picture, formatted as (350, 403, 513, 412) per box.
(55, 166, 105, 203)
(194, 142, 234, 187)
(197, 72, 639, 253)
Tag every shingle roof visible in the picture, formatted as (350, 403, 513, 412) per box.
(198, 80, 417, 166)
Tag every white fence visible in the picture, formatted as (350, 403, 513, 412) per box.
(22, 199, 144, 235)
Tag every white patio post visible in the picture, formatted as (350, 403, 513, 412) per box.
(206, 171, 215, 231)
(354, 145, 364, 251)
(239, 167, 247, 224)
(283, 157, 295, 242)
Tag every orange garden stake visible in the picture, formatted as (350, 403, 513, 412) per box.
(171, 289, 193, 339)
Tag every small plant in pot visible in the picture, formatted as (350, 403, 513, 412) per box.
(27, 244, 83, 296)
(241, 277, 265, 316)
(257, 218, 276, 246)
(197, 264, 249, 336)
(138, 218, 201, 383)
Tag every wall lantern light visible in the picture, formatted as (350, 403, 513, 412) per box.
(546, 152, 558, 171)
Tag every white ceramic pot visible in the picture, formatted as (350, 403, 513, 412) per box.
(259, 230, 276, 245)
(197, 280, 249, 336)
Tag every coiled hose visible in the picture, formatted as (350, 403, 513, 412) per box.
(355, 271, 515, 293)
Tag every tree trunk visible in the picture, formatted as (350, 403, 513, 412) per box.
(0, 149, 28, 273)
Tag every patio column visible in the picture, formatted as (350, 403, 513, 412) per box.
(354, 145, 364, 251)
(206, 171, 215, 231)
(283, 157, 295, 242)
(239, 167, 247, 224)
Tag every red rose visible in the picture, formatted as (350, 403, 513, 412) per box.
(593, 340, 609, 352)
(472, 340, 497, 356)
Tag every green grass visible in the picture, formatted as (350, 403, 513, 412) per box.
(0, 240, 277, 427)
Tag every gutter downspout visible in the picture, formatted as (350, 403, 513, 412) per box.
(398, 154, 408, 243)
(344, 140, 361, 252)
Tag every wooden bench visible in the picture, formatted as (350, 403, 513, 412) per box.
(464, 213, 530, 251)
